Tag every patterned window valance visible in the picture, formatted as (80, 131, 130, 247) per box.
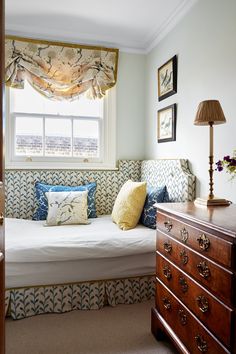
(5, 36, 119, 100)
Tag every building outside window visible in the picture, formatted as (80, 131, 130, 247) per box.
(6, 82, 116, 169)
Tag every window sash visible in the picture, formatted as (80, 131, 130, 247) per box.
(10, 112, 103, 163)
(5, 87, 116, 170)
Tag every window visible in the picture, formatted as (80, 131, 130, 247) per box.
(6, 82, 116, 169)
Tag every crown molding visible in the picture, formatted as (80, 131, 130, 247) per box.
(6, 0, 198, 55)
(5, 27, 146, 54)
(145, 0, 198, 53)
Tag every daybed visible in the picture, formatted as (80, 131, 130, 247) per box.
(4, 159, 196, 319)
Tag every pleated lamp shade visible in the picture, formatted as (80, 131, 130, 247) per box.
(193, 99, 230, 206)
(194, 100, 226, 126)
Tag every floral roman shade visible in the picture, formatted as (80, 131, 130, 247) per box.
(5, 36, 119, 100)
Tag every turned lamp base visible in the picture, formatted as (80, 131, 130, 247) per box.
(194, 197, 231, 206)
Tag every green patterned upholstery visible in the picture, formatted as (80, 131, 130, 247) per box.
(5, 159, 195, 319)
(5, 159, 195, 219)
(141, 159, 196, 202)
(5, 276, 155, 320)
(5, 160, 141, 219)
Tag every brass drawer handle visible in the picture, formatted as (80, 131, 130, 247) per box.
(179, 276, 188, 293)
(180, 227, 188, 243)
(164, 220, 173, 232)
(180, 249, 188, 265)
(196, 295, 209, 313)
(197, 261, 211, 279)
(197, 233, 210, 251)
(195, 335, 208, 352)
(0, 213, 4, 225)
(163, 241, 172, 254)
(162, 297, 171, 310)
(178, 309, 187, 325)
(163, 265, 172, 280)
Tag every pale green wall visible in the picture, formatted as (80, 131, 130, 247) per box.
(116, 52, 145, 160)
(145, 0, 236, 202)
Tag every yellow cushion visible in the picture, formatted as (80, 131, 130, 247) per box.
(112, 180, 147, 230)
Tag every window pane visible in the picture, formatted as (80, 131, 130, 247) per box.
(45, 118, 72, 157)
(73, 120, 99, 158)
(10, 82, 103, 117)
(15, 117, 43, 156)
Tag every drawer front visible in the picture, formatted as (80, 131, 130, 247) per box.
(157, 212, 233, 268)
(157, 230, 234, 305)
(156, 280, 229, 354)
(156, 253, 233, 348)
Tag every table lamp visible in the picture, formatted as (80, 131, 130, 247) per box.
(194, 100, 230, 206)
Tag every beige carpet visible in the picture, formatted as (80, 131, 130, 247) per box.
(6, 300, 177, 354)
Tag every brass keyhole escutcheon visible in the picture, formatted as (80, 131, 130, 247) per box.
(197, 261, 211, 279)
(180, 227, 188, 243)
(197, 233, 210, 251)
(196, 295, 209, 313)
(162, 297, 171, 310)
(163, 241, 172, 254)
(179, 276, 188, 293)
(163, 265, 172, 280)
(180, 249, 188, 265)
(178, 309, 187, 325)
(195, 335, 208, 352)
(164, 220, 173, 232)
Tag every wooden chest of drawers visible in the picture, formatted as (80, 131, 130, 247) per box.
(151, 202, 236, 354)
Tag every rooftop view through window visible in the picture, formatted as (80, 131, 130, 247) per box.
(10, 82, 103, 159)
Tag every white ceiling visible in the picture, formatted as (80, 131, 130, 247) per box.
(5, 0, 197, 53)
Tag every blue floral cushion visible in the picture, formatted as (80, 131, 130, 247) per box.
(32, 181, 97, 220)
(141, 186, 168, 229)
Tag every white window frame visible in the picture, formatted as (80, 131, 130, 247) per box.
(5, 87, 117, 170)
(10, 113, 103, 163)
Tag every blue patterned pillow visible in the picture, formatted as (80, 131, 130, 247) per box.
(141, 186, 168, 229)
(32, 181, 97, 220)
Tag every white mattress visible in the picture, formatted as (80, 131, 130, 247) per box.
(5, 215, 156, 288)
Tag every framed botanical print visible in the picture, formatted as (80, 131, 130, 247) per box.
(158, 55, 177, 101)
(157, 104, 176, 143)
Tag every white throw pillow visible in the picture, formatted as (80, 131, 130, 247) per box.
(45, 191, 88, 226)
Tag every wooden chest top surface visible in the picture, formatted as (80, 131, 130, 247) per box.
(155, 202, 236, 239)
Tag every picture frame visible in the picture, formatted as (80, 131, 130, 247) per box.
(158, 55, 177, 101)
(157, 104, 176, 143)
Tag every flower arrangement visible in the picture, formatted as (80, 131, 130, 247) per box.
(216, 150, 236, 180)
